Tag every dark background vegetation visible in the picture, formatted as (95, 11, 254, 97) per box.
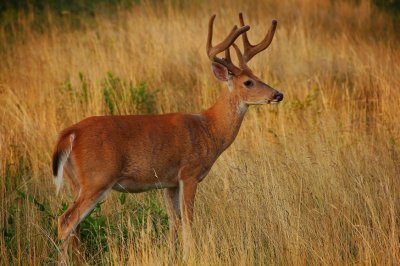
(1, 0, 399, 29)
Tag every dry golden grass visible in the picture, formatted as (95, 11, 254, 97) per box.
(0, 0, 399, 265)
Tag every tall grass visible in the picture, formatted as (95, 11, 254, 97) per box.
(0, 0, 399, 265)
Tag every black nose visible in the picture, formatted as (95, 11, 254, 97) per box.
(273, 92, 284, 102)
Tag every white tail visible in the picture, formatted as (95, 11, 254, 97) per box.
(52, 133, 75, 195)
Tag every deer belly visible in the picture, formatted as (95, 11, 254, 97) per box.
(112, 178, 177, 193)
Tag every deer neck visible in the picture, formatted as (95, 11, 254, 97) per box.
(202, 86, 248, 153)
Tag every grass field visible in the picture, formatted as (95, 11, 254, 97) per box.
(1, 0, 399, 265)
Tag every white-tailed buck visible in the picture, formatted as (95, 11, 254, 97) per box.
(52, 13, 283, 263)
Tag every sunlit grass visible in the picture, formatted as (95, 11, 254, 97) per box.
(0, 0, 399, 265)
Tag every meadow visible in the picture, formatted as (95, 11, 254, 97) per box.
(0, 0, 399, 265)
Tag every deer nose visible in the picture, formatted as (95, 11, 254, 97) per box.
(273, 92, 284, 102)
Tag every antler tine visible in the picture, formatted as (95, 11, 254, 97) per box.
(206, 14, 217, 57)
(231, 43, 248, 70)
(238, 13, 252, 53)
(225, 48, 231, 62)
(207, 14, 250, 75)
(220, 47, 242, 75)
(207, 14, 250, 58)
(239, 13, 277, 63)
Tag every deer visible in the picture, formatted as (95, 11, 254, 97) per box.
(52, 13, 283, 263)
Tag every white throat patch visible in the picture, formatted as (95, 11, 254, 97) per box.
(237, 101, 248, 116)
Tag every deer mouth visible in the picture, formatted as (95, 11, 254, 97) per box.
(270, 99, 281, 104)
(265, 99, 281, 104)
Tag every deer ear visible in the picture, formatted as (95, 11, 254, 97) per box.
(211, 62, 228, 81)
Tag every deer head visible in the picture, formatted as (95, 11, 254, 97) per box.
(207, 13, 283, 105)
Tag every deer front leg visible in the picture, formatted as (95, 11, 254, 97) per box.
(164, 187, 180, 255)
(178, 174, 198, 261)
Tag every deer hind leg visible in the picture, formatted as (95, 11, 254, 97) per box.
(57, 181, 112, 264)
(64, 163, 82, 265)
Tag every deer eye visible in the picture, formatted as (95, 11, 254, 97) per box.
(243, 80, 254, 88)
